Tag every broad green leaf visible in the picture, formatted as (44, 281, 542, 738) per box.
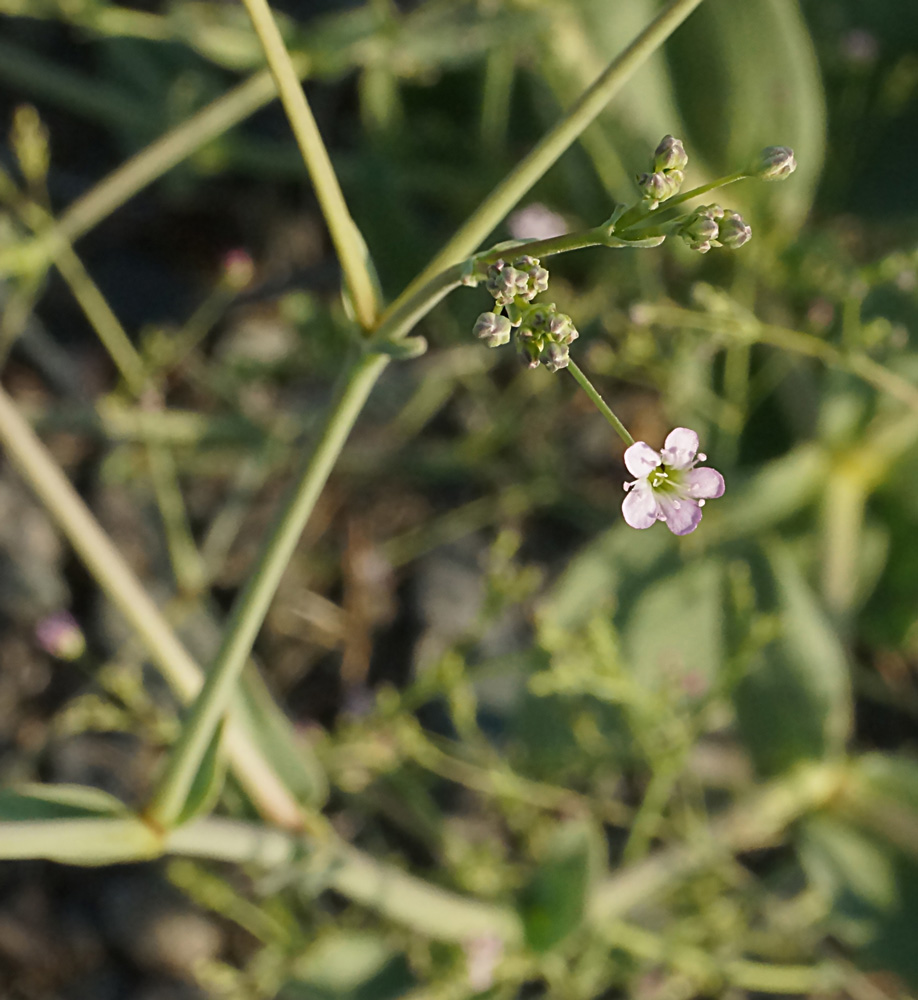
(665, 0, 825, 228)
(733, 544, 852, 775)
(237, 669, 329, 808)
(173, 720, 227, 827)
(520, 818, 604, 952)
(0, 783, 127, 821)
(538, 0, 824, 230)
(537, 521, 672, 634)
(624, 557, 723, 691)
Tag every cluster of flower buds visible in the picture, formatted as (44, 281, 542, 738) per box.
(677, 204, 751, 253)
(484, 255, 549, 306)
(473, 255, 577, 371)
(517, 302, 579, 372)
(636, 134, 688, 210)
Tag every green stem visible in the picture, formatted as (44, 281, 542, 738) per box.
(615, 170, 749, 233)
(587, 761, 845, 923)
(146, 351, 388, 828)
(567, 360, 634, 446)
(384, 0, 706, 317)
(238, 0, 380, 329)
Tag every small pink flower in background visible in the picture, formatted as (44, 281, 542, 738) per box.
(221, 249, 255, 290)
(35, 610, 86, 661)
(507, 203, 568, 241)
(622, 427, 724, 536)
(464, 934, 503, 993)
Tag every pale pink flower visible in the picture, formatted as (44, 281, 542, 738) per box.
(622, 428, 724, 536)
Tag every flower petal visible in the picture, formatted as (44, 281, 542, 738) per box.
(684, 466, 725, 499)
(624, 441, 661, 479)
(661, 427, 699, 469)
(622, 479, 661, 529)
(657, 494, 703, 535)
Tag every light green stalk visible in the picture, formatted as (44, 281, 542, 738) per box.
(238, 0, 380, 329)
(567, 360, 634, 446)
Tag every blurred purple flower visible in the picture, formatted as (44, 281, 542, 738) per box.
(35, 610, 86, 661)
(622, 427, 724, 536)
(464, 934, 503, 993)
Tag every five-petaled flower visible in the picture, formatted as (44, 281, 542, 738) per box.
(622, 427, 724, 535)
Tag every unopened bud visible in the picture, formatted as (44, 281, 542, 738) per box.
(473, 312, 512, 348)
(542, 341, 570, 373)
(653, 134, 688, 173)
(512, 256, 550, 300)
(751, 146, 797, 181)
(679, 205, 722, 253)
(636, 169, 683, 209)
(718, 210, 752, 249)
(486, 264, 529, 306)
(548, 312, 578, 344)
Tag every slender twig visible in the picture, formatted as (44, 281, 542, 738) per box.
(567, 361, 634, 446)
(238, 0, 380, 329)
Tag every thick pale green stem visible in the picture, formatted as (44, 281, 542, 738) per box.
(238, 0, 380, 329)
(567, 360, 634, 446)
(385, 0, 706, 316)
(146, 352, 388, 828)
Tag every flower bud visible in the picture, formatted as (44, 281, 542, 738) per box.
(636, 169, 683, 209)
(718, 210, 752, 249)
(542, 341, 570, 373)
(486, 264, 529, 306)
(751, 146, 796, 180)
(473, 312, 512, 348)
(652, 134, 688, 173)
(678, 205, 722, 253)
(512, 255, 550, 300)
(548, 312, 578, 344)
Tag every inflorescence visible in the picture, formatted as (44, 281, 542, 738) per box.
(468, 135, 795, 373)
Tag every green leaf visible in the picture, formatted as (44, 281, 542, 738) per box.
(173, 719, 227, 827)
(624, 557, 723, 692)
(665, 0, 825, 230)
(0, 783, 127, 821)
(538, 0, 824, 230)
(237, 669, 328, 808)
(519, 819, 604, 952)
(733, 544, 852, 775)
(537, 521, 672, 634)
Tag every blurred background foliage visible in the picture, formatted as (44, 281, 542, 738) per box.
(2, 0, 918, 997)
